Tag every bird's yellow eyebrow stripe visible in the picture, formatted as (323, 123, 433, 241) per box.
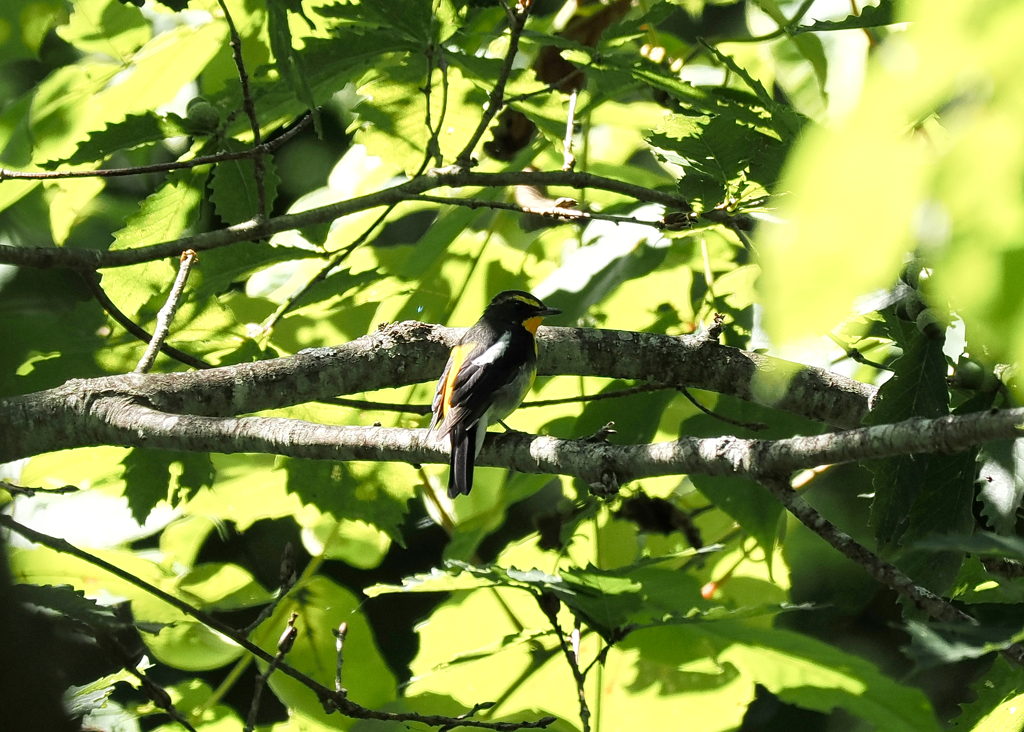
(441, 343, 474, 416)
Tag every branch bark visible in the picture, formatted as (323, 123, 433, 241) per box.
(22, 396, 1018, 494)
(0, 323, 875, 462)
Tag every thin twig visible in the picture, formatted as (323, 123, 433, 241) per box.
(240, 543, 297, 636)
(127, 663, 198, 732)
(319, 384, 681, 415)
(259, 205, 396, 335)
(826, 332, 891, 371)
(334, 622, 348, 695)
(135, 250, 199, 373)
(756, 476, 1024, 667)
(0, 515, 558, 730)
(562, 90, 578, 172)
(421, 43, 449, 170)
(217, 0, 266, 219)
(454, 0, 531, 168)
(678, 385, 767, 432)
(411, 193, 669, 228)
(245, 612, 298, 732)
(0, 115, 311, 182)
(80, 270, 211, 371)
(1, 480, 79, 497)
(537, 593, 591, 732)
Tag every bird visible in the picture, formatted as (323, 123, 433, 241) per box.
(429, 290, 561, 498)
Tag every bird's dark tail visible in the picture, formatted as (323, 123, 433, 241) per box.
(448, 423, 476, 498)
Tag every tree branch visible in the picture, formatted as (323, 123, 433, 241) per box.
(45, 398, 1022, 494)
(756, 476, 1024, 666)
(455, 0, 530, 168)
(80, 270, 211, 371)
(135, 250, 199, 374)
(0, 170, 692, 271)
(0, 323, 876, 462)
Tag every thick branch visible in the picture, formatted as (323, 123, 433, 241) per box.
(0, 323, 875, 461)
(5, 383, 1019, 492)
(0, 170, 691, 271)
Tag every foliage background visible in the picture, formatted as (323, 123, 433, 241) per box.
(3, 0, 1024, 730)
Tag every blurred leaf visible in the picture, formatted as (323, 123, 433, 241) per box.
(0, 0, 63, 63)
(902, 620, 1017, 671)
(569, 380, 675, 444)
(691, 475, 782, 563)
(793, 0, 896, 33)
(917, 532, 1024, 561)
(177, 562, 273, 611)
(56, 0, 150, 59)
(950, 555, 1024, 605)
(712, 621, 943, 732)
(148, 618, 245, 671)
(63, 668, 141, 718)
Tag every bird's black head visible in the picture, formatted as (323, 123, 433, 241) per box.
(485, 290, 561, 330)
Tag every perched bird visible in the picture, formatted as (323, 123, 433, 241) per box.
(430, 291, 561, 498)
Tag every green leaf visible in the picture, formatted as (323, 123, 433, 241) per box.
(691, 475, 783, 562)
(793, 0, 896, 34)
(148, 618, 245, 671)
(15, 583, 121, 630)
(712, 621, 943, 732)
(56, 0, 150, 59)
(977, 440, 1024, 535)
(315, 0, 436, 44)
(865, 314, 949, 546)
(902, 620, 1019, 671)
(63, 668, 142, 718)
(282, 457, 413, 544)
(267, 0, 321, 136)
(366, 552, 776, 640)
(949, 555, 1024, 605)
(121, 450, 216, 524)
(917, 532, 1024, 561)
(121, 449, 174, 524)
(893, 449, 976, 595)
(104, 166, 209, 318)
(41, 113, 189, 169)
(209, 139, 280, 224)
(951, 656, 1024, 731)
(258, 576, 396, 720)
(0, 0, 63, 63)
(177, 562, 273, 611)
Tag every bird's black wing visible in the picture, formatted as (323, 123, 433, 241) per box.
(433, 329, 530, 437)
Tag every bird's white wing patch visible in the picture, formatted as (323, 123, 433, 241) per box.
(472, 332, 510, 366)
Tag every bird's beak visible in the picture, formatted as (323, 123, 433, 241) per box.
(537, 306, 562, 317)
